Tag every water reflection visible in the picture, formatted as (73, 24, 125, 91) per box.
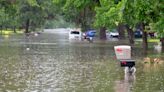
(115, 72, 136, 92)
(133, 61, 164, 92)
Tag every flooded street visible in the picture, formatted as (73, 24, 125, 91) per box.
(0, 29, 164, 92)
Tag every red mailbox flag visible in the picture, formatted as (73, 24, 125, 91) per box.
(116, 48, 122, 52)
(121, 61, 127, 65)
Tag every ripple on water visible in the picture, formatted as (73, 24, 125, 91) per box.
(0, 32, 164, 92)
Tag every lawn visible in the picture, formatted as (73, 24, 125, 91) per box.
(135, 38, 160, 43)
(0, 29, 24, 35)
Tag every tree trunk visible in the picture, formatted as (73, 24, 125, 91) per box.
(140, 23, 148, 52)
(81, 8, 86, 31)
(117, 23, 125, 39)
(81, 7, 93, 31)
(13, 26, 16, 33)
(0, 26, 2, 35)
(142, 31, 148, 50)
(160, 38, 164, 53)
(99, 27, 106, 40)
(25, 19, 30, 33)
(126, 25, 134, 45)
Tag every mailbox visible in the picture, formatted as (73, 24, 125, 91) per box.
(114, 45, 135, 67)
(114, 45, 131, 60)
(119, 60, 135, 67)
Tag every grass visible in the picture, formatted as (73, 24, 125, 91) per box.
(148, 38, 160, 43)
(0, 29, 24, 35)
(135, 38, 160, 43)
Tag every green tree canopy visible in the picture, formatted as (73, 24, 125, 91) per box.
(94, 0, 127, 29)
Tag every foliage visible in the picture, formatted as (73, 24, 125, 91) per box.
(0, 0, 19, 29)
(55, 0, 98, 31)
(151, 0, 164, 38)
(123, 0, 136, 28)
(94, 0, 127, 29)
(0, 0, 163, 37)
(124, 0, 164, 37)
(0, 0, 58, 32)
(17, 0, 47, 31)
(154, 19, 164, 38)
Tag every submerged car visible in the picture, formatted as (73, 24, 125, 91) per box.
(69, 29, 82, 40)
(109, 31, 119, 38)
(85, 30, 96, 37)
(83, 30, 96, 39)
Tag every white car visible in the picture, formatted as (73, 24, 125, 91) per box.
(109, 31, 119, 38)
(69, 30, 82, 40)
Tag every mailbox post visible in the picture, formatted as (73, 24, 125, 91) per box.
(114, 45, 136, 73)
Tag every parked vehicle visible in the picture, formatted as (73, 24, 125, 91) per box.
(148, 32, 156, 38)
(86, 30, 96, 37)
(85, 30, 96, 43)
(69, 29, 82, 40)
(109, 31, 119, 38)
(134, 30, 142, 38)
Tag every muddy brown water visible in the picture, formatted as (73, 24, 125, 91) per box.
(0, 29, 163, 92)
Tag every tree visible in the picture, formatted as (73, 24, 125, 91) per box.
(151, 0, 164, 52)
(0, 0, 18, 32)
(94, 0, 127, 40)
(123, 0, 137, 44)
(16, 0, 59, 33)
(59, 0, 97, 31)
(132, 0, 163, 52)
(17, 0, 45, 33)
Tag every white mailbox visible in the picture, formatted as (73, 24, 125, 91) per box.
(114, 45, 131, 60)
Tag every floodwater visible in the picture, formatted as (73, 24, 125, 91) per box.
(0, 29, 164, 92)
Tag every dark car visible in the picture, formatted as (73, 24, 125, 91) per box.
(148, 32, 156, 38)
(134, 31, 142, 38)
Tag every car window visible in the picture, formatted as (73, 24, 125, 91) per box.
(71, 31, 80, 34)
